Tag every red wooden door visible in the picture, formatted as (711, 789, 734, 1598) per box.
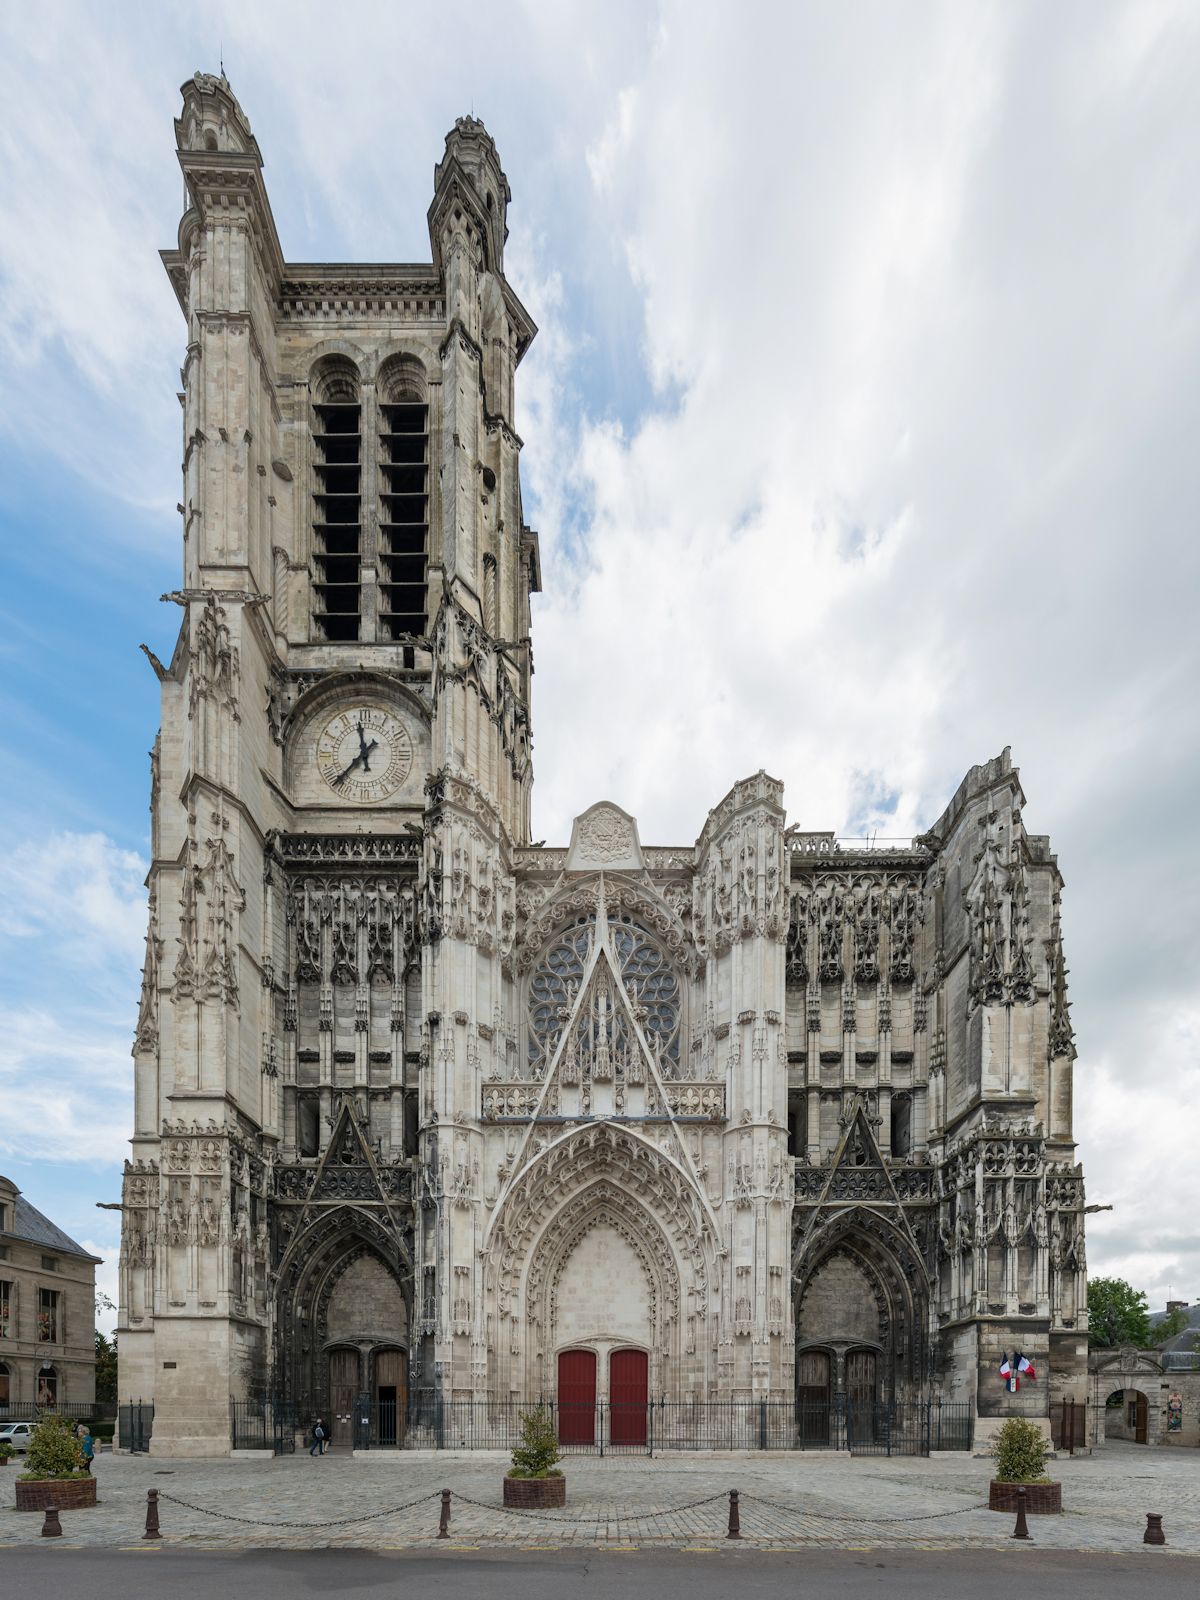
(557, 1349, 597, 1445)
(609, 1348, 648, 1445)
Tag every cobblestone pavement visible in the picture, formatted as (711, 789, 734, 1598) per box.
(2, 1442, 1197, 1554)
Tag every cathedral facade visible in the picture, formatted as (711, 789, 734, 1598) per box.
(119, 74, 1090, 1455)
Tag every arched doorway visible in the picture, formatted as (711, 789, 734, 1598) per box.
(326, 1347, 359, 1449)
(796, 1347, 832, 1444)
(1105, 1388, 1149, 1444)
(845, 1347, 880, 1445)
(610, 1348, 648, 1446)
(36, 1364, 58, 1406)
(273, 1206, 413, 1429)
(793, 1208, 931, 1409)
(374, 1347, 408, 1447)
(558, 1349, 597, 1445)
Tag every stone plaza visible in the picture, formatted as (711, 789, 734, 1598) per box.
(2, 1445, 1198, 1554)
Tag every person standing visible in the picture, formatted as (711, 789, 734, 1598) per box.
(310, 1418, 327, 1456)
(79, 1428, 95, 1474)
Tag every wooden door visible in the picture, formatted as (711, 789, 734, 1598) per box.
(797, 1348, 831, 1444)
(845, 1349, 878, 1445)
(1135, 1391, 1148, 1444)
(329, 1348, 359, 1448)
(375, 1348, 408, 1447)
(609, 1348, 648, 1446)
(557, 1349, 597, 1445)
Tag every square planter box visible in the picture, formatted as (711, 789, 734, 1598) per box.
(503, 1475, 566, 1509)
(15, 1477, 98, 1511)
(988, 1480, 1061, 1514)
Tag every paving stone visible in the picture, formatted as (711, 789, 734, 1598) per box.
(1, 1441, 1195, 1553)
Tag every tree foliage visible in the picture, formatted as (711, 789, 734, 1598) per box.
(23, 1413, 84, 1480)
(991, 1417, 1051, 1484)
(1151, 1307, 1189, 1346)
(1087, 1276, 1150, 1349)
(508, 1406, 562, 1479)
(95, 1329, 118, 1403)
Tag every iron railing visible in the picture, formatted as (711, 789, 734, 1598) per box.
(117, 1400, 154, 1453)
(231, 1398, 300, 1454)
(336, 1394, 973, 1456)
(0, 1401, 97, 1423)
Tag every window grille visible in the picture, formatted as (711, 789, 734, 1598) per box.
(311, 363, 362, 641)
(378, 361, 429, 641)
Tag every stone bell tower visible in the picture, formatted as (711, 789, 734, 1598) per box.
(119, 73, 539, 1453)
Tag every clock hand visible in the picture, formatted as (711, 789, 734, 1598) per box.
(332, 751, 367, 786)
(359, 737, 379, 773)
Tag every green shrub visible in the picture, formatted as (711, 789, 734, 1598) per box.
(507, 1405, 563, 1480)
(21, 1413, 85, 1481)
(88, 1422, 115, 1441)
(0, 1440, 14, 1463)
(991, 1417, 1051, 1483)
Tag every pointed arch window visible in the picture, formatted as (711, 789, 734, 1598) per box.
(310, 358, 363, 641)
(526, 913, 680, 1077)
(377, 356, 429, 641)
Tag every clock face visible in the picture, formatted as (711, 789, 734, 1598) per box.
(316, 707, 413, 803)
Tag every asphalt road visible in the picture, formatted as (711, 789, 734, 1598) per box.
(2, 1547, 1197, 1597)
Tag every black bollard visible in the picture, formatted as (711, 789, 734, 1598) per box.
(726, 1489, 742, 1540)
(1011, 1484, 1031, 1542)
(1144, 1513, 1165, 1546)
(437, 1488, 451, 1539)
(41, 1506, 63, 1538)
(144, 1488, 161, 1540)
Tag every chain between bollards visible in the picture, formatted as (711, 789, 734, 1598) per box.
(437, 1488, 451, 1539)
(1010, 1484, 1031, 1541)
(41, 1505, 63, 1538)
(726, 1488, 742, 1540)
(144, 1488, 161, 1540)
(1144, 1512, 1165, 1546)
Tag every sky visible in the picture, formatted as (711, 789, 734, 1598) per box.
(0, 0, 1198, 1334)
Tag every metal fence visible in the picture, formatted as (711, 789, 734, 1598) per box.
(0, 1401, 97, 1423)
(231, 1398, 299, 1454)
(117, 1401, 154, 1453)
(339, 1394, 972, 1456)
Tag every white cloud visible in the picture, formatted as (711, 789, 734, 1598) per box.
(0, 833, 143, 1168)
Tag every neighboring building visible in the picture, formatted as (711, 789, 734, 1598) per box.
(1090, 1346, 1200, 1448)
(0, 1175, 99, 1411)
(119, 72, 1091, 1455)
(1150, 1300, 1200, 1357)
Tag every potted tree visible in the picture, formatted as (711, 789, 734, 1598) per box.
(988, 1416, 1061, 1514)
(14, 1413, 97, 1511)
(0, 1440, 14, 1468)
(504, 1405, 566, 1508)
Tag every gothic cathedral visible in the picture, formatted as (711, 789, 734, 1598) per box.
(119, 74, 1090, 1454)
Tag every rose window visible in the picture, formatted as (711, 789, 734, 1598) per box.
(527, 914, 681, 1076)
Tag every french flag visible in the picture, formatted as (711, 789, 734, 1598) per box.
(999, 1353, 1018, 1392)
(1017, 1352, 1037, 1382)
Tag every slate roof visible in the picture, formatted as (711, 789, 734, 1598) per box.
(1, 1185, 100, 1262)
(1150, 1303, 1200, 1355)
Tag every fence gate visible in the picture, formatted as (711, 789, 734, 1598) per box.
(118, 1401, 154, 1454)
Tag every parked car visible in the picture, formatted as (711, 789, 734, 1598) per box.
(0, 1422, 33, 1453)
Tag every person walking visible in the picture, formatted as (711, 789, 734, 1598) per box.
(310, 1418, 327, 1456)
(79, 1428, 95, 1474)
